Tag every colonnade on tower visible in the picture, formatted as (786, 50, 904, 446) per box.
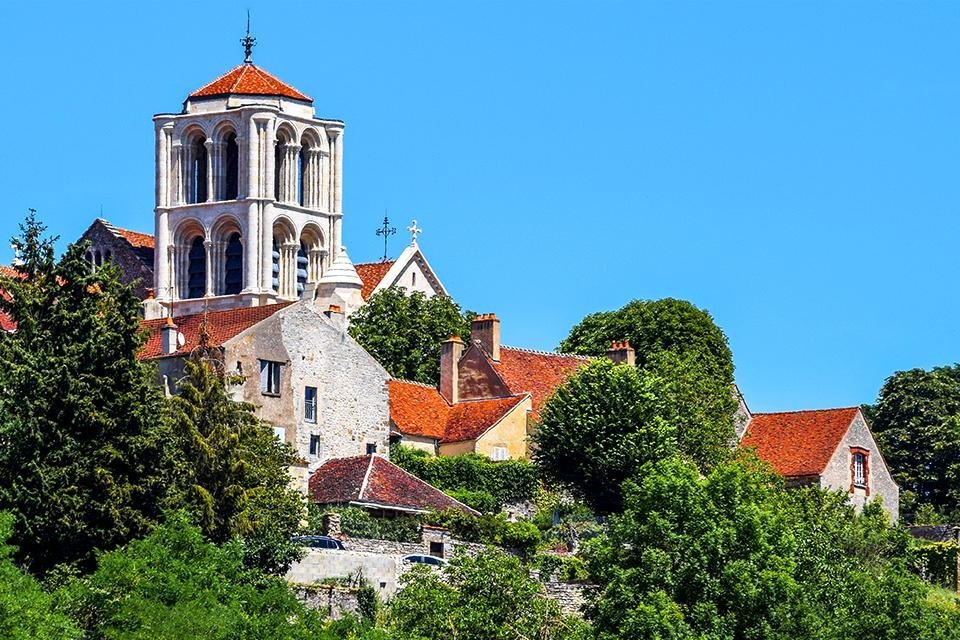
(146, 58, 348, 319)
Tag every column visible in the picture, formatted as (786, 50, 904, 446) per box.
(247, 118, 259, 199)
(330, 130, 343, 213)
(156, 209, 170, 298)
(204, 240, 213, 297)
(204, 139, 215, 202)
(264, 119, 276, 201)
(333, 217, 342, 258)
(156, 126, 167, 208)
(169, 244, 179, 300)
(261, 206, 273, 292)
(171, 141, 183, 205)
(244, 201, 259, 293)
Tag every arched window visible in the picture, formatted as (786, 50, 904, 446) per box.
(188, 136, 208, 204)
(224, 232, 243, 295)
(274, 142, 285, 202)
(187, 236, 206, 299)
(271, 238, 281, 292)
(298, 147, 307, 206)
(296, 242, 309, 296)
(224, 132, 239, 200)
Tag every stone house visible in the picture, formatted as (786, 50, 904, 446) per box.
(139, 301, 391, 490)
(389, 313, 592, 459)
(78, 219, 156, 300)
(739, 407, 899, 521)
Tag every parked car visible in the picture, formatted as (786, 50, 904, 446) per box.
(402, 554, 446, 566)
(290, 535, 345, 550)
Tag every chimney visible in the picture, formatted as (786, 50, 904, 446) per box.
(439, 335, 464, 404)
(607, 340, 635, 366)
(161, 316, 179, 355)
(471, 313, 501, 361)
(324, 304, 342, 317)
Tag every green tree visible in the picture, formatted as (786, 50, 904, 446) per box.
(166, 355, 305, 574)
(586, 455, 960, 640)
(868, 366, 960, 522)
(55, 513, 326, 640)
(532, 359, 678, 514)
(348, 286, 472, 384)
(559, 297, 734, 385)
(388, 549, 590, 640)
(0, 513, 80, 639)
(0, 213, 172, 574)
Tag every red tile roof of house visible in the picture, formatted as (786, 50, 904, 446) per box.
(139, 303, 292, 359)
(491, 347, 591, 420)
(112, 227, 155, 250)
(389, 379, 528, 443)
(355, 261, 395, 300)
(308, 455, 476, 514)
(740, 407, 861, 478)
(189, 64, 312, 102)
(0, 266, 22, 332)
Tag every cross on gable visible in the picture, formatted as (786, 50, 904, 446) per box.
(407, 219, 423, 244)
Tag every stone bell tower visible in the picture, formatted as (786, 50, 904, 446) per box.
(146, 29, 345, 319)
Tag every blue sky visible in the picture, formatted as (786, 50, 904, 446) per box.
(2, 1, 958, 412)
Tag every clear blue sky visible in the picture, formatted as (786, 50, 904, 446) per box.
(2, 1, 958, 412)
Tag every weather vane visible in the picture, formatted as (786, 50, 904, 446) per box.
(241, 10, 257, 63)
(376, 215, 396, 262)
(407, 219, 423, 244)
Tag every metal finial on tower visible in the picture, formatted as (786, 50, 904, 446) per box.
(241, 10, 257, 63)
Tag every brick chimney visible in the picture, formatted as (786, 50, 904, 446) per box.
(607, 340, 635, 366)
(471, 313, 501, 361)
(161, 316, 179, 355)
(439, 335, 464, 404)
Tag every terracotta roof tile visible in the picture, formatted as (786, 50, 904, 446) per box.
(740, 407, 860, 478)
(308, 455, 476, 514)
(389, 379, 528, 443)
(139, 303, 292, 359)
(355, 261, 395, 300)
(190, 64, 312, 102)
(491, 347, 591, 420)
(112, 227, 155, 250)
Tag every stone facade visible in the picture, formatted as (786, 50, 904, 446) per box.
(293, 584, 361, 620)
(78, 219, 155, 300)
(819, 410, 900, 521)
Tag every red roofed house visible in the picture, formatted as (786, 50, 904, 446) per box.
(309, 454, 477, 516)
(139, 301, 391, 490)
(740, 406, 899, 521)
(389, 313, 592, 460)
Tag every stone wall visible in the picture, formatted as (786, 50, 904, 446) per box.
(292, 584, 361, 619)
(79, 220, 154, 300)
(543, 581, 597, 617)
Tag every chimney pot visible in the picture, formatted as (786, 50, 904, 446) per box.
(470, 312, 501, 361)
(607, 339, 635, 366)
(161, 316, 179, 355)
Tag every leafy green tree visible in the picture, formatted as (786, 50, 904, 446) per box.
(0, 513, 80, 639)
(0, 213, 172, 574)
(166, 355, 305, 574)
(389, 549, 590, 640)
(868, 365, 960, 522)
(348, 286, 472, 384)
(55, 513, 326, 640)
(559, 297, 735, 385)
(585, 455, 960, 640)
(532, 359, 679, 514)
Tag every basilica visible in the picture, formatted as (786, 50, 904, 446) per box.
(67, 43, 900, 521)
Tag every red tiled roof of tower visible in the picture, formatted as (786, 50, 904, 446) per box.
(740, 407, 861, 478)
(388, 379, 528, 443)
(189, 64, 312, 102)
(308, 455, 477, 514)
(355, 261, 395, 300)
(139, 302, 293, 359)
(491, 347, 591, 420)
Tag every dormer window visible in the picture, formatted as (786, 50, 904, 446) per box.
(850, 447, 870, 494)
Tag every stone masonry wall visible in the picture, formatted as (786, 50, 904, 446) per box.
(292, 584, 360, 619)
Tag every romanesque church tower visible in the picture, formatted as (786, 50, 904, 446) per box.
(146, 36, 359, 319)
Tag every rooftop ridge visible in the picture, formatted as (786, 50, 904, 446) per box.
(500, 344, 593, 360)
(188, 63, 312, 102)
(391, 378, 436, 389)
(752, 406, 860, 417)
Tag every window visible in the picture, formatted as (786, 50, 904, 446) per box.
(259, 360, 282, 395)
(309, 434, 321, 456)
(223, 232, 243, 295)
(187, 236, 206, 299)
(366, 443, 377, 455)
(491, 446, 508, 462)
(850, 448, 870, 494)
(223, 132, 239, 200)
(429, 541, 444, 557)
(304, 386, 317, 423)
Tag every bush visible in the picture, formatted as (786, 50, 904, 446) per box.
(908, 541, 960, 589)
(391, 446, 538, 511)
(306, 505, 421, 543)
(424, 510, 541, 559)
